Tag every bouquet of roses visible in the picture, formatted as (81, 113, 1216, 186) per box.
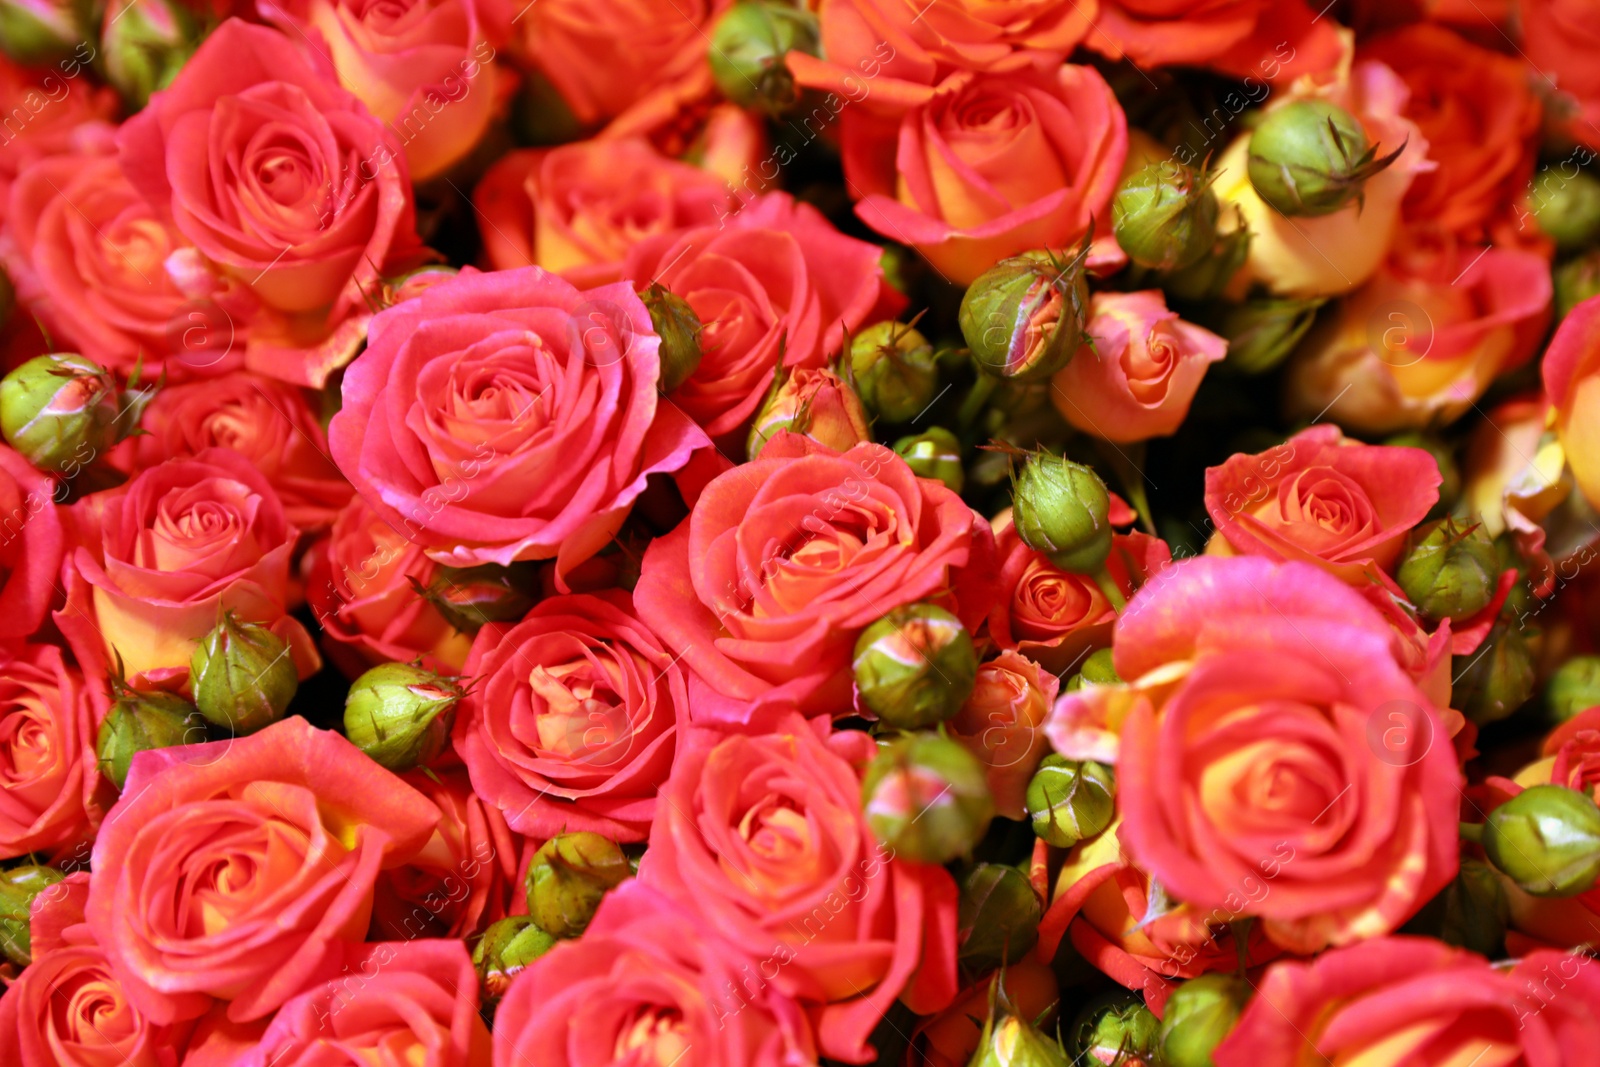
(6, 0, 1600, 1063)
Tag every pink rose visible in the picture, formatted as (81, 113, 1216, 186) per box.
(947, 650, 1057, 819)
(0, 442, 63, 641)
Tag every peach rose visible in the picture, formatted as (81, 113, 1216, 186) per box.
(948, 650, 1056, 819)
(1052, 290, 1227, 442)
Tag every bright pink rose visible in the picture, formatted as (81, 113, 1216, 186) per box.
(86, 716, 442, 1024)
(0, 442, 63, 641)
(455, 590, 687, 842)
(1049, 556, 1461, 953)
(329, 267, 717, 583)
(947, 650, 1056, 819)
(492, 880, 816, 1067)
(641, 715, 957, 1063)
(1087, 0, 1342, 82)
(621, 192, 900, 438)
(634, 434, 994, 724)
(1052, 290, 1227, 442)
(1203, 425, 1441, 587)
(236, 940, 491, 1067)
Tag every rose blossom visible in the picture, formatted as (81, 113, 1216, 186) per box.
(620, 192, 899, 438)
(634, 434, 994, 724)
(0, 442, 63, 641)
(0, 51, 117, 227)
(492, 880, 816, 1067)
(1052, 290, 1227, 442)
(474, 138, 733, 286)
(454, 590, 687, 842)
(1087, 0, 1341, 82)
(1542, 294, 1600, 515)
(329, 266, 717, 582)
(87, 716, 441, 1023)
(1524, 0, 1600, 153)
(947, 650, 1056, 819)
(641, 715, 957, 1063)
(1048, 556, 1461, 953)
(906, 960, 1058, 1067)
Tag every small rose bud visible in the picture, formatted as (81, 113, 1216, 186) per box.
(960, 249, 1091, 382)
(0, 354, 144, 475)
(1158, 974, 1249, 1067)
(0, 0, 90, 63)
(1215, 297, 1324, 375)
(893, 427, 964, 492)
(958, 863, 1041, 971)
(1452, 619, 1536, 725)
(1025, 754, 1115, 848)
(1161, 225, 1251, 303)
(862, 733, 994, 865)
(525, 832, 632, 939)
(1547, 655, 1600, 723)
(1484, 784, 1600, 897)
(1248, 99, 1402, 217)
(1066, 647, 1121, 692)
(1397, 519, 1499, 623)
(1531, 169, 1600, 254)
(96, 681, 206, 791)
(1555, 250, 1600, 321)
(472, 915, 557, 1000)
(412, 561, 540, 634)
(1071, 991, 1161, 1066)
(343, 662, 466, 771)
(1012, 452, 1113, 573)
(1112, 161, 1219, 273)
(640, 283, 703, 393)
(101, 0, 200, 107)
(970, 1006, 1072, 1067)
(747, 364, 870, 459)
(853, 603, 978, 730)
(1440, 858, 1509, 958)
(0, 864, 64, 966)
(189, 614, 298, 735)
(708, 0, 820, 115)
(848, 320, 940, 424)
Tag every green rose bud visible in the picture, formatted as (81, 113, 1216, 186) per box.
(1247, 100, 1403, 217)
(1384, 432, 1460, 519)
(1483, 784, 1600, 897)
(96, 680, 206, 790)
(893, 427, 964, 493)
(0, 354, 147, 476)
(1397, 519, 1499, 623)
(1070, 647, 1121, 690)
(747, 363, 871, 459)
(0, 864, 64, 966)
(853, 604, 978, 730)
(1547, 655, 1600, 723)
(472, 915, 557, 1000)
(525, 832, 631, 939)
(1439, 858, 1509, 958)
(101, 0, 200, 108)
(1026, 754, 1115, 848)
(1161, 224, 1251, 303)
(960, 248, 1090, 382)
(957, 863, 1041, 971)
(861, 733, 994, 864)
(1012, 452, 1113, 573)
(708, 0, 820, 115)
(189, 613, 298, 735)
(639, 283, 703, 393)
(1158, 974, 1249, 1067)
(411, 561, 539, 634)
(1112, 161, 1220, 272)
(1452, 619, 1536, 725)
(848, 320, 940, 424)
(343, 662, 466, 771)
(970, 1006, 1072, 1067)
(1071, 991, 1161, 1065)
(1531, 169, 1600, 254)
(1215, 297, 1324, 375)
(1555, 250, 1600, 321)
(0, 0, 90, 63)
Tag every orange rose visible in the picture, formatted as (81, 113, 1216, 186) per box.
(1087, 0, 1341, 82)
(1524, 0, 1600, 152)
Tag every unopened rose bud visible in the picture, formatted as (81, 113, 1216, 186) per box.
(640, 283, 703, 393)
(747, 364, 870, 459)
(1025, 755, 1115, 848)
(0, 865, 63, 966)
(0, 0, 89, 63)
(525, 832, 631, 939)
(384, 265, 460, 308)
(1247, 100, 1402, 217)
(893, 427, 964, 492)
(853, 603, 978, 729)
(1532, 169, 1600, 254)
(848, 320, 940, 424)
(1440, 858, 1508, 958)
(1484, 784, 1600, 897)
(1547, 655, 1600, 723)
(0, 354, 145, 475)
(1555, 250, 1600, 321)
(1397, 519, 1499, 623)
(1112, 161, 1219, 273)
(708, 0, 819, 115)
(1012, 453, 1112, 573)
(1071, 991, 1161, 1066)
(958, 863, 1041, 971)
(970, 1007, 1072, 1067)
(1453, 619, 1536, 725)
(1066, 647, 1120, 692)
(343, 662, 465, 771)
(1162, 225, 1251, 303)
(960, 249, 1091, 382)
(97, 681, 205, 790)
(862, 733, 994, 865)
(101, 0, 199, 107)
(1158, 974, 1248, 1067)
(1215, 297, 1324, 375)
(189, 614, 298, 735)
(412, 562, 539, 633)
(473, 915, 557, 1000)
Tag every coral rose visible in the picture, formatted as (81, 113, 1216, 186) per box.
(1087, 0, 1341, 83)
(947, 650, 1057, 819)
(0, 442, 62, 641)
(0, 51, 117, 227)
